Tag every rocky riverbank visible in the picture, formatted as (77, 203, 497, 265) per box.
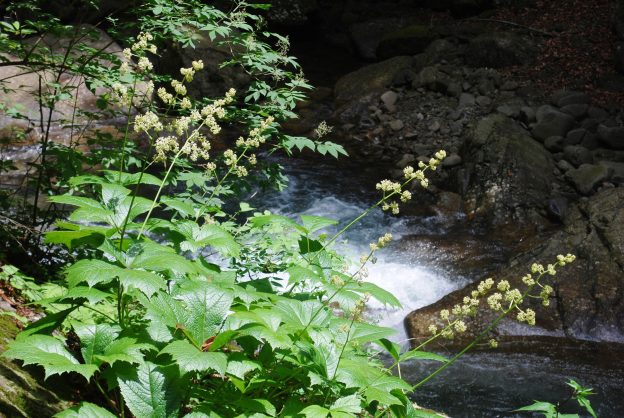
(275, 0, 624, 347)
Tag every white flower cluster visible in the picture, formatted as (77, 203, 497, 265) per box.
(134, 111, 163, 133)
(369, 233, 392, 251)
(314, 121, 333, 139)
(427, 254, 575, 342)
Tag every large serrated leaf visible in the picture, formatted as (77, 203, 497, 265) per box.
(160, 340, 227, 375)
(74, 323, 119, 366)
(117, 361, 185, 418)
(299, 215, 337, 234)
(54, 401, 116, 417)
(3, 335, 98, 381)
(399, 350, 448, 363)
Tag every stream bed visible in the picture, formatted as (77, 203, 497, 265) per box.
(256, 154, 624, 417)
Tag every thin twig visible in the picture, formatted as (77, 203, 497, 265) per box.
(465, 17, 555, 37)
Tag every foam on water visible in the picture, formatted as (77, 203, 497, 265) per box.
(258, 163, 461, 340)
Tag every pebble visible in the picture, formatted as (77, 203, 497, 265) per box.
(389, 119, 404, 131)
(476, 95, 492, 107)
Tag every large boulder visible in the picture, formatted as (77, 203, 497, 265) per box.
(376, 25, 439, 60)
(462, 114, 558, 230)
(465, 32, 536, 68)
(531, 105, 576, 141)
(405, 187, 624, 345)
(334, 56, 413, 104)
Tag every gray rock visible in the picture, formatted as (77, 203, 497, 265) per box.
(446, 81, 462, 97)
(598, 161, 624, 183)
(406, 187, 624, 344)
(412, 66, 451, 93)
(389, 119, 404, 131)
(519, 106, 536, 124)
(552, 90, 590, 107)
(557, 159, 574, 172)
(565, 128, 587, 146)
(597, 125, 624, 149)
(428, 120, 441, 132)
(458, 92, 476, 108)
(587, 106, 609, 121)
(544, 136, 565, 152)
(564, 145, 593, 167)
(396, 153, 416, 168)
(565, 164, 611, 195)
(532, 105, 575, 141)
(561, 104, 588, 119)
(380, 90, 398, 112)
(580, 133, 600, 150)
(500, 80, 519, 90)
(335, 56, 413, 104)
(466, 32, 536, 68)
(497, 104, 518, 118)
(442, 153, 462, 167)
(475, 95, 492, 107)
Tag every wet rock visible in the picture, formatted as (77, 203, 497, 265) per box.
(563, 145, 593, 167)
(466, 32, 536, 68)
(334, 56, 413, 104)
(433, 191, 463, 216)
(406, 188, 624, 344)
(532, 105, 575, 141)
(597, 125, 624, 149)
(565, 164, 611, 195)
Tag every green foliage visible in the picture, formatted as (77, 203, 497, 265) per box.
(0, 1, 591, 417)
(516, 380, 597, 418)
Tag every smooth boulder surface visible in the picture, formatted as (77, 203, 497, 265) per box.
(334, 56, 413, 104)
(531, 105, 576, 141)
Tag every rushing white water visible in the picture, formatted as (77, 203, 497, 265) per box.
(256, 158, 462, 340)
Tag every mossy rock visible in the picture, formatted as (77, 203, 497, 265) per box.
(376, 25, 439, 60)
(0, 314, 73, 417)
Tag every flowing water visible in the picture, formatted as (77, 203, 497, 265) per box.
(255, 154, 624, 417)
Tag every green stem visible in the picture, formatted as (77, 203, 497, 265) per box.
(118, 79, 138, 181)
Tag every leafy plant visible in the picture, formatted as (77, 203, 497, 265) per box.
(516, 380, 597, 418)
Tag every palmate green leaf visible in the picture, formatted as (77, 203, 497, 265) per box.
(514, 401, 558, 416)
(287, 265, 322, 286)
(60, 286, 110, 305)
(376, 338, 401, 361)
(176, 281, 233, 345)
(161, 196, 198, 218)
(175, 221, 240, 257)
(250, 214, 306, 233)
(300, 405, 329, 418)
(330, 395, 362, 417)
(234, 398, 276, 417)
(127, 241, 197, 275)
(344, 280, 401, 308)
(49, 195, 102, 209)
(66, 259, 165, 296)
(101, 183, 130, 207)
(335, 358, 411, 405)
(273, 299, 330, 328)
(335, 321, 395, 345)
(54, 401, 116, 418)
(141, 292, 187, 343)
(44, 229, 106, 250)
(96, 337, 153, 366)
(160, 340, 227, 375)
(117, 361, 185, 418)
(299, 215, 338, 234)
(74, 323, 119, 365)
(225, 352, 261, 379)
(102, 170, 162, 186)
(399, 350, 448, 363)
(3, 335, 98, 381)
(20, 306, 79, 337)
